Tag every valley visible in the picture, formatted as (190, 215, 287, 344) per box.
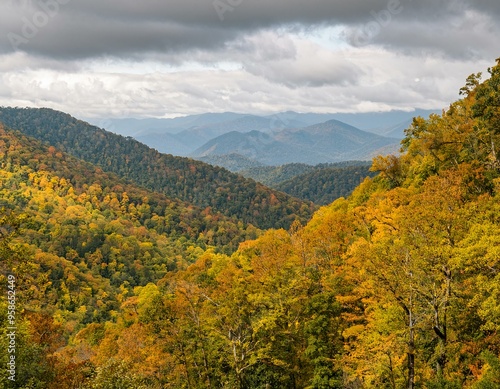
(1, 60, 500, 388)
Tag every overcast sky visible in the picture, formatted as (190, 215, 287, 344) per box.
(0, 0, 498, 119)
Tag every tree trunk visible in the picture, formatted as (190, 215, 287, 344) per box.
(387, 352, 396, 389)
(408, 279, 415, 389)
(434, 266, 451, 375)
(408, 324, 415, 389)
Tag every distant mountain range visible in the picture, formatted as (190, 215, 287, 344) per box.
(190, 119, 400, 165)
(128, 114, 312, 156)
(85, 109, 438, 165)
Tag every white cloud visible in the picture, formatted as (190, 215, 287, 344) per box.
(0, 1, 498, 118)
(0, 43, 490, 119)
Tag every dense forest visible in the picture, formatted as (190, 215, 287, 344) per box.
(275, 165, 374, 205)
(0, 125, 262, 386)
(197, 153, 265, 172)
(1, 59, 500, 388)
(0, 108, 315, 230)
(239, 161, 370, 186)
(239, 162, 374, 205)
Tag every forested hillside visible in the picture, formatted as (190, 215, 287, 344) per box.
(198, 153, 265, 172)
(0, 125, 260, 387)
(275, 165, 376, 205)
(238, 162, 375, 205)
(241, 162, 318, 184)
(0, 108, 315, 230)
(1, 60, 500, 388)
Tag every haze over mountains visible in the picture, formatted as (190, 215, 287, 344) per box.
(86, 109, 437, 166)
(190, 120, 399, 165)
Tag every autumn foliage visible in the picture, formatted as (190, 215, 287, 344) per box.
(1, 59, 500, 388)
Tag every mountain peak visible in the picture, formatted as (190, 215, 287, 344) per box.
(191, 117, 399, 165)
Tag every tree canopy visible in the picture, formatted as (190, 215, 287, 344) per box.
(2, 59, 500, 388)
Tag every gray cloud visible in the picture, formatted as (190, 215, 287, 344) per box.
(0, 0, 498, 60)
(239, 33, 364, 88)
(344, 4, 500, 60)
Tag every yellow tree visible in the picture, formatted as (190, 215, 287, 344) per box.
(345, 170, 471, 387)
